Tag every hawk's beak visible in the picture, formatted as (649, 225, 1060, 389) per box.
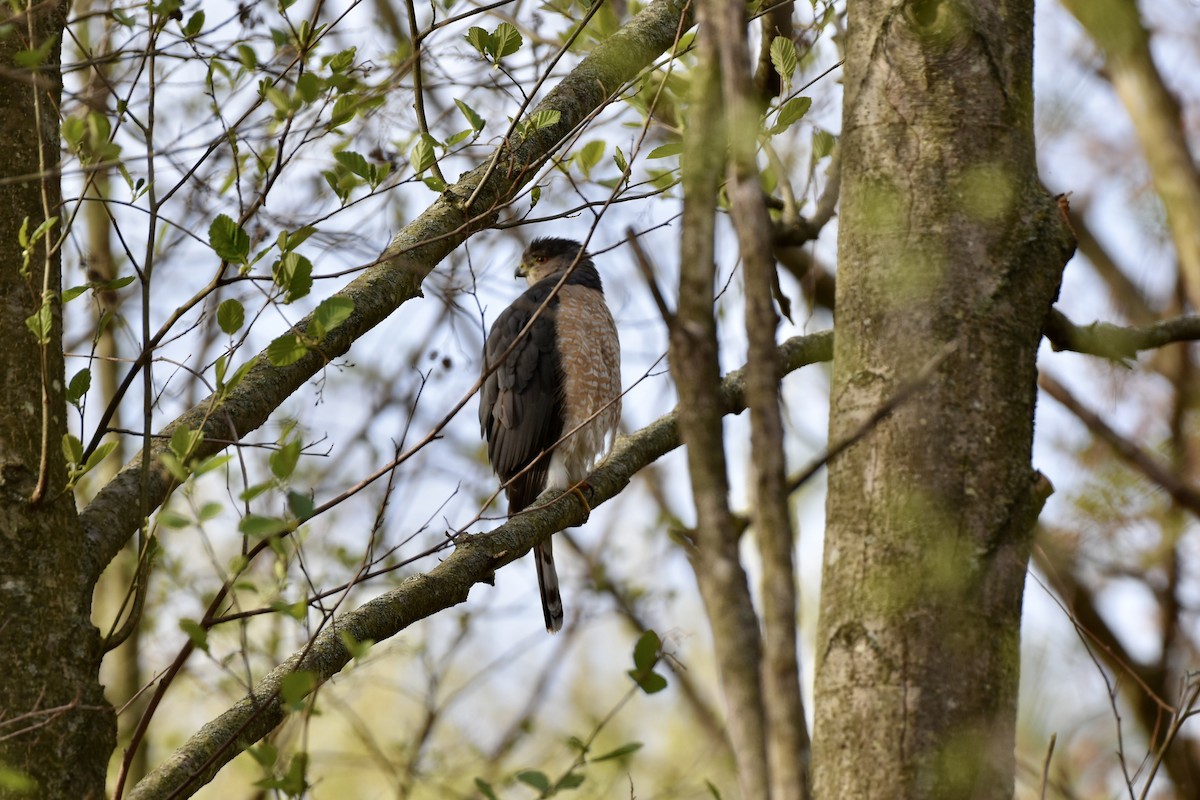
(515, 262, 528, 279)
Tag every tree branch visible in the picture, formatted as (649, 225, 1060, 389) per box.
(719, 0, 810, 794)
(1043, 309, 1200, 362)
(1061, 0, 1200, 312)
(81, 0, 695, 583)
(126, 330, 833, 799)
(1038, 372, 1200, 517)
(671, 2, 770, 798)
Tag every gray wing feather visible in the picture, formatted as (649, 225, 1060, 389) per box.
(480, 287, 564, 511)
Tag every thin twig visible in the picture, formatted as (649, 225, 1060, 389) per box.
(1039, 733, 1056, 800)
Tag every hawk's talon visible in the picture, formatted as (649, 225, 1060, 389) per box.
(569, 482, 592, 521)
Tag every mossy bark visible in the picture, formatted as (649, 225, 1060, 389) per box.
(0, 3, 115, 797)
(811, 1, 1074, 797)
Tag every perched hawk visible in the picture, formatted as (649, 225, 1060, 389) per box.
(479, 238, 622, 632)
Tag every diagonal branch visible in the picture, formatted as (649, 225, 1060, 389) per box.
(1061, 0, 1200, 311)
(1038, 372, 1200, 517)
(80, 0, 695, 583)
(126, 330, 833, 800)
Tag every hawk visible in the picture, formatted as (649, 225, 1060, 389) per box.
(480, 237, 622, 632)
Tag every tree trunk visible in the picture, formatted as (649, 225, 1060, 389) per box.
(0, 3, 114, 797)
(811, 1, 1073, 797)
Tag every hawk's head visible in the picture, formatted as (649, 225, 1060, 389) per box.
(516, 237, 591, 284)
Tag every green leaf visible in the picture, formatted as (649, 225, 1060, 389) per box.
(769, 36, 798, 86)
(530, 185, 542, 208)
(575, 140, 605, 177)
(239, 514, 290, 538)
(62, 285, 89, 303)
(445, 129, 473, 148)
(328, 46, 356, 73)
(169, 425, 203, 461)
(277, 753, 309, 794)
(287, 490, 315, 521)
(339, 630, 374, 659)
(474, 777, 499, 800)
(179, 618, 209, 652)
(464, 27, 489, 58)
(282, 226, 318, 252)
(264, 85, 293, 113)
(705, 779, 723, 799)
(313, 296, 354, 338)
(329, 94, 357, 128)
(267, 334, 309, 366)
(25, 299, 52, 345)
(632, 630, 660, 671)
(613, 146, 629, 175)
(516, 770, 551, 793)
(629, 670, 668, 694)
(239, 481, 273, 502)
(555, 772, 586, 791)
(248, 742, 278, 768)
(488, 22, 522, 60)
(272, 252, 313, 303)
(14, 37, 56, 68)
(62, 116, 85, 149)
(647, 141, 683, 159)
(159, 453, 188, 482)
(181, 10, 204, 38)
(270, 439, 302, 479)
(812, 128, 836, 160)
(409, 134, 437, 174)
(455, 98, 485, 132)
(217, 298, 244, 334)
(198, 502, 223, 521)
(592, 742, 643, 762)
(85, 441, 118, 472)
(66, 369, 91, 407)
(193, 453, 232, 476)
(157, 509, 191, 529)
(271, 599, 308, 620)
(280, 670, 317, 711)
(236, 44, 257, 69)
(772, 96, 812, 134)
(525, 109, 559, 133)
(62, 433, 83, 466)
(209, 214, 250, 263)
(296, 72, 321, 103)
(334, 150, 370, 179)
(98, 275, 135, 291)
(628, 630, 668, 694)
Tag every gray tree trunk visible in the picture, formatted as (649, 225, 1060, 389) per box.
(0, 3, 114, 797)
(811, 1, 1074, 797)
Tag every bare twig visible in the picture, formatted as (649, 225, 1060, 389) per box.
(1039, 733, 1056, 800)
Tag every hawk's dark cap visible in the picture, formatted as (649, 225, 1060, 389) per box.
(526, 237, 588, 261)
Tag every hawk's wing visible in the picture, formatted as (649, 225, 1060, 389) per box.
(480, 283, 564, 512)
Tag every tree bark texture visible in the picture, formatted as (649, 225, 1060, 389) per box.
(671, 5, 769, 798)
(0, 2, 115, 797)
(711, 0, 811, 795)
(811, 1, 1074, 798)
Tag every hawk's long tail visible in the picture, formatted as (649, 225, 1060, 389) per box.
(534, 540, 564, 633)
